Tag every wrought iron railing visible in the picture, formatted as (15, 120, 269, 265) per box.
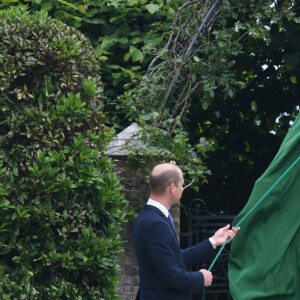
(180, 198, 236, 300)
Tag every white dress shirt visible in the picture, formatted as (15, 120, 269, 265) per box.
(147, 198, 169, 218)
(147, 198, 216, 249)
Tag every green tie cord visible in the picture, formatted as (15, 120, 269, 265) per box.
(202, 156, 300, 300)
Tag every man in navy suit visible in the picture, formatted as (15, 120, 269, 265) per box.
(133, 163, 240, 299)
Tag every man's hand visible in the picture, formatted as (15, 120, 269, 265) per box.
(212, 224, 240, 246)
(199, 269, 213, 287)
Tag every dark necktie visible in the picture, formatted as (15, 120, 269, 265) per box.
(168, 212, 175, 230)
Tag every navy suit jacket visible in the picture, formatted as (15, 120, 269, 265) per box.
(132, 204, 216, 300)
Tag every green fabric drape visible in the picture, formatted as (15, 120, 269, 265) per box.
(228, 113, 300, 300)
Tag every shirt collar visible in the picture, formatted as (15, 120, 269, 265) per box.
(147, 198, 169, 218)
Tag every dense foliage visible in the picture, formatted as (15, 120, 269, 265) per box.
(7, 0, 180, 109)
(0, 0, 214, 191)
(190, 0, 300, 212)
(0, 7, 127, 299)
(119, 0, 300, 212)
(2, 0, 300, 220)
(1, 1, 299, 298)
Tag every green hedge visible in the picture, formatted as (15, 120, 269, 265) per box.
(0, 7, 127, 299)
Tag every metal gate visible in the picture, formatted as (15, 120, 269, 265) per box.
(180, 198, 236, 300)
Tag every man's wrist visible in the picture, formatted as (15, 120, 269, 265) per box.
(209, 237, 217, 250)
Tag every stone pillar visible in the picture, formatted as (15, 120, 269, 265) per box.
(114, 160, 149, 300)
(117, 222, 140, 300)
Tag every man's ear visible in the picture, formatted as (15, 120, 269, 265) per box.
(169, 182, 175, 193)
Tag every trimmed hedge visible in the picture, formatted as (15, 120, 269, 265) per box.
(0, 7, 127, 299)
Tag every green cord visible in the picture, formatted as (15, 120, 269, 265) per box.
(202, 156, 300, 300)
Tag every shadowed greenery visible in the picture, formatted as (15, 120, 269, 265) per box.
(0, 7, 127, 299)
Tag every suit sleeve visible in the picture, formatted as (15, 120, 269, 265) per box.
(181, 239, 216, 267)
(145, 220, 205, 294)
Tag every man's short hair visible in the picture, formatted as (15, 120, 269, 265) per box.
(150, 169, 180, 195)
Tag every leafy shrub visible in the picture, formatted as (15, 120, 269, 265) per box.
(7, 0, 179, 120)
(0, 7, 127, 299)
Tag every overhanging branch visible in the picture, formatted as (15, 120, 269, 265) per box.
(157, 0, 224, 114)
